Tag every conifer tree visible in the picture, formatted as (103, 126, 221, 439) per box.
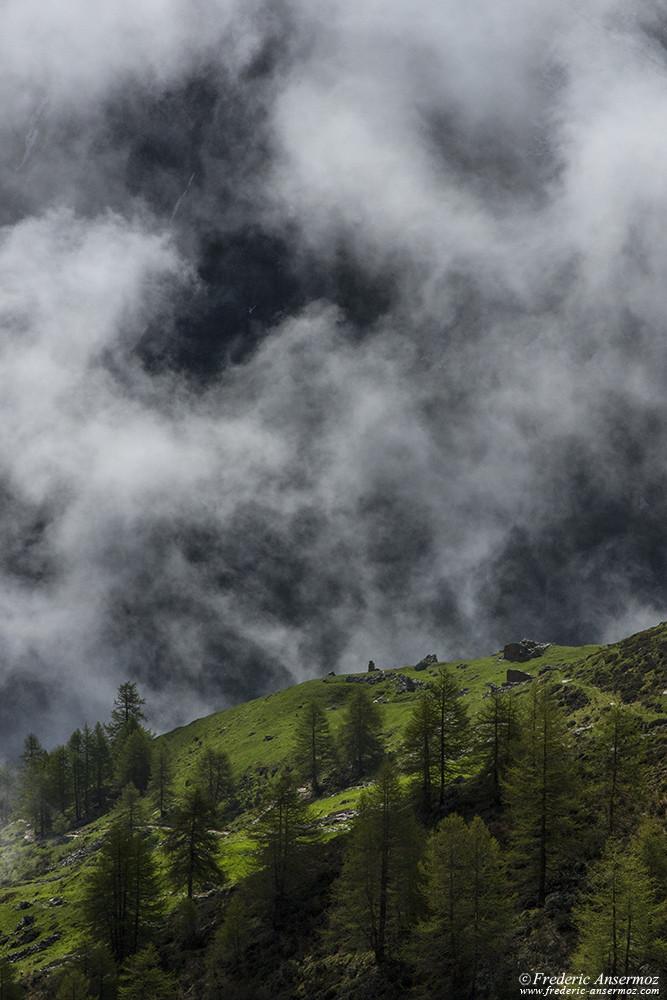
(48, 745, 71, 818)
(402, 693, 439, 808)
(107, 683, 147, 744)
(195, 748, 234, 808)
(90, 722, 112, 808)
(150, 743, 174, 819)
(339, 687, 384, 779)
(0, 763, 16, 826)
(19, 733, 50, 837)
(573, 837, 658, 978)
(0, 957, 23, 1000)
(503, 682, 578, 906)
(117, 945, 177, 1000)
(76, 941, 117, 1000)
(83, 818, 162, 962)
(594, 702, 647, 837)
(414, 813, 513, 996)
(333, 761, 424, 964)
(430, 667, 471, 806)
(113, 720, 153, 794)
(55, 969, 92, 1000)
(164, 787, 222, 899)
(68, 729, 85, 821)
(293, 698, 336, 795)
(475, 689, 522, 799)
(251, 771, 316, 925)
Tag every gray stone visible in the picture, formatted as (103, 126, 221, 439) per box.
(506, 668, 532, 684)
(503, 639, 551, 663)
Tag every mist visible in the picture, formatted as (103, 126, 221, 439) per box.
(0, 0, 666, 754)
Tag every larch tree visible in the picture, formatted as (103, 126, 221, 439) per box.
(107, 683, 147, 744)
(251, 771, 316, 926)
(83, 818, 163, 963)
(503, 682, 578, 907)
(339, 687, 384, 779)
(113, 720, 153, 794)
(475, 689, 522, 800)
(332, 761, 424, 964)
(117, 945, 177, 1000)
(150, 743, 174, 819)
(19, 733, 50, 838)
(293, 698, 336, 795)
(195, 748, 234, 810)
(414, 813, 514, 996)
(163, 787, 222, 900)
(402, 693, 439, 809)
(90, 722, 112, 808)
(430, 667, 471, 806)
(573, 836, 659, 978)
(594, 701, 647, 837)
(0, 763, 16, 825)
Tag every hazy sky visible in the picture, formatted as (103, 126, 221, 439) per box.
(1, 0, 666, 753)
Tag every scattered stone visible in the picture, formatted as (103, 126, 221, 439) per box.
(485, 682, 499, 690)
(16, 915, 35, 930)
(9, 932, 60, 963)
(327, 671, 336, 676)
(503, 639, 551, 663)
(17, 928, 38, 946)
(15, 902, 30, 911)
(345, 672, 386, 685)
(505, 668, 533, 684)
(394, 674, 427, 694)
(415, 654, 438, 671)
(263, 735, 274, 741)
(644, 717, 667, 730)
(539, 664, 560, 675)
(48, 898, 65, 907)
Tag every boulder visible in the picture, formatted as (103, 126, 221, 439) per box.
(503, 639, 551, 663)
(506, 668, 532, 684)
(415, 654, 438, 671)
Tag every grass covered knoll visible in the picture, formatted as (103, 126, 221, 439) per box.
(0, 627, 666, 998)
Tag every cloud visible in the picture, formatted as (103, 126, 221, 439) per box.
(0, 0, 666, 753)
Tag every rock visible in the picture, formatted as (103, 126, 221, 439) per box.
(539, 664, 560, 675)
(15, 902, 30, 911)
(263, 735, 274, 741)
(367, 660, 376, 672)
(503, 639, 551, 663)
(17, 928, 38, 946)
(506, 668, 532, 684)
(327, 670, 336, 676)
(394, 674, 427, 694)
(415, 654, 438, 671)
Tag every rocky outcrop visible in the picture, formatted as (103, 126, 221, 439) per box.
(503, 639, 551, 663)
(415, 654, 438, 671)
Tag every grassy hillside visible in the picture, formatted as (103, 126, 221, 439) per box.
(0, 626, 666, 994)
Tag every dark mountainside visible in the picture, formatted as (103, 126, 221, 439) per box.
(0, 624, 665, 999)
